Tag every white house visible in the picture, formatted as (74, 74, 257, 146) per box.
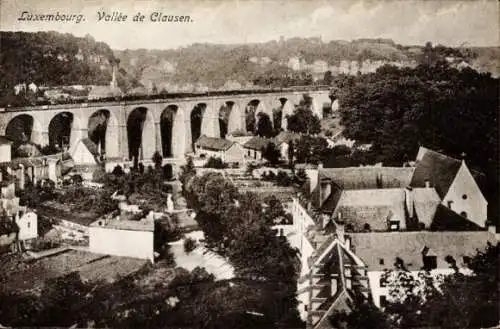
(16, 208, 38, 241)
(194, 135, 245, 164)
(89, 216, 154, 262)
(242, 136, 272, 161)
(410, 146, 488, 228)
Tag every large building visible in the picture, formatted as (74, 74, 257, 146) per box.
(194, 135, 245, 164)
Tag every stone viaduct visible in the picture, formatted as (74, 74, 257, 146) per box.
(0, 90, 333, 161)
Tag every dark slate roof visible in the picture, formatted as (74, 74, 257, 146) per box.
(430, 204, 483, 231)
(350, 231, 496, 271)
(319, 167, 414, 190)
(81, 138, 100, 157)
(410, 148, 462, 198)
(243, 136, 272, 150)
(194, 135, 235, 151)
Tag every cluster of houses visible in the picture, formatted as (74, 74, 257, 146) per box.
(278, 146, 497, 328)
(0, 137, 39, 252)
(192, 131, 301, 166)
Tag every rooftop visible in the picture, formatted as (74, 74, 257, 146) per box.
(194, 135, 235, 151)
(90, 217, 154, 232)
(349, 230, 496, 271)
(319, 167, 414, 190)
(243, 136, 272, 150)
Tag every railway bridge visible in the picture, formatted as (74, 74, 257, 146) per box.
(0, 89, 334, 161)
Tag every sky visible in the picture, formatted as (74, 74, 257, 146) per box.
(1, 0, 498, 50)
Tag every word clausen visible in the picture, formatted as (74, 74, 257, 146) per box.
(97, 11, 193, 23)
(18, 11, 85, 23)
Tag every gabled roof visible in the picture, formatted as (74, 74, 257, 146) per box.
(318, 167, 414, 190)
(243, 136, 272, 150)
(332, 188, 407, 231)
(430, 204, 483, 231)
(410, 147, 462, 198)
(350, 231, 496, 271)
(195, 135, 235, 151)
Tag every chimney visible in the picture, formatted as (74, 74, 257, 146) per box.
(424, 180, 431, 188)
(404, 186, 414, 219)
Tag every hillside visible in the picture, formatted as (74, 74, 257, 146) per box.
(0, 31, 118, 94)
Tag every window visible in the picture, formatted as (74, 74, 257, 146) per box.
(27, 222, 30, 228)
(447, 200, 454, 209)
(389, 220, 400, 231)
(423, 255, 437, 270)
(247, 150, 251, 156)
(462, 194, 468, 200)
(379, 258, 384, 265)
(460, 211, 467, 218)
(379, 277, 386, 287)
(304, 305, 308, 312)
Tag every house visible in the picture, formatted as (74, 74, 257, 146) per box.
(194, 135, 245, 164)
(16, 207, 37, 241)
(69, 138, 101, 166)
(89, 215, 154, 262)
(273, 131, 301, 161)
(410, 146, 487, 228)
(242, 136, 272, 161)
(349, 230, 497, 308)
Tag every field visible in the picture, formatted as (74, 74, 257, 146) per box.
(0, 250, 146, 293)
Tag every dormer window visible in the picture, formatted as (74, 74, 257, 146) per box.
(389, 220, 400, 231)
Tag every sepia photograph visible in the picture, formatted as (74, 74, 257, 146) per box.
(0, 0, 498, 328)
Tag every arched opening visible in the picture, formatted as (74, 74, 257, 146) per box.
(5, 114, 36, 143)
(190, 103, 206, 148)
(272, 98, 288, 132)
(88, 109, 109, 156)
(161, 105, 178, 157)
(245, 99, 261, 133)
(219, 103, 230, 139)
(48, 112, 74, 150)
(127, 107, 154, 161)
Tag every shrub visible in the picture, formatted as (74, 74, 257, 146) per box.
(183, 237, 197, 254)
(203, 157, 228, 169)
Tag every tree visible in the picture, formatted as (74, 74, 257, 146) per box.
(294, 135, 329, 164)
(287, 140, 295, 171)
(286, 103, 321, 135)
(112, 165, 125, 176)
(262, 142, 281, 165)
(323, 70, 333, 85)
(256, 112, 274, 138)
(152, 151, 163, 170)
(179, 157, 196, 190)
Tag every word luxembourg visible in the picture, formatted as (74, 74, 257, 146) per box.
(18, 11, 85, 23)
(97, 11, 192, 23)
